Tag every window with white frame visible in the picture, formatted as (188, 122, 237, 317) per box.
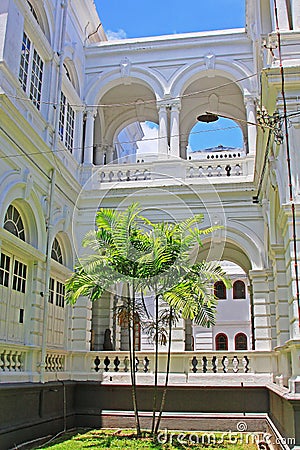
(19, 32, 44, 110)
(48, 277, 65, 308)
(59, 92, 75, 152)
(0, 253, 27, 294)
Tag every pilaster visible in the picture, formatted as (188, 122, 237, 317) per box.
(249, 269, 273, 350)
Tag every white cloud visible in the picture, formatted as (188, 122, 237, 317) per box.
(137, 122, 159, 155)
(105, 29, 127, 40)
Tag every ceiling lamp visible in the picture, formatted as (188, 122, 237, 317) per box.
(197, 112, 219, 123)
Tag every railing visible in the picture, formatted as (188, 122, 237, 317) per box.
(89, 351, 275, 376)
(86, 154, 254, 189)
(0, 346, 278, 385)
(45, 352, 65, 372)
(0, 348, 24, 372)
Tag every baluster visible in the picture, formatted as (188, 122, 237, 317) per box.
(225, 165, 231, 176)
(135, 357, 139, 372)
(100, 172, 105, 182)
(109, 171, 114, 182)
(0, 352, 4, 371)
(117, 170, 123, 181)
(50, 354, 55, 372)
(94, 356, 101, 372)
(216, 165, 222, 176)
(114, 356, 120, 372)
(202, 356, 208, 373)
(198, 166, 204, 177)
(243, 356, 250, 373)
(222, 356, 229, 373)
(3, 351, 10, 371)
(134, 170, 140, 180)
(124, 356, 129, 372)
(207, 166, 213, 177)
(191, 356, 198, 373)
(126, 170, 131, 181)
(10, 352, 16, 371)
(104, 356, 110, 372)
(212, 356, 217, 373)
(15, 352, 22, 371)
(232, 356, 239, 373)
(45, 354, 49, 372)
(235, 164, 242, 176)
(144, 356, 150, 373)
(189, 167, 194, 178)
(143, 169, 149, 180)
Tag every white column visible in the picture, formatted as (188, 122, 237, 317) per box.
(170, 101, 181, 158)
(244, 95, 257, 155)
(73, 108, 84, 163)
(83, 108, 97, 165)
(106, 145, 114, 164)
(158, 104, 169, 156)
(291, 0, 300, 29)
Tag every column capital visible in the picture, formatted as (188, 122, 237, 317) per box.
(169, 99, 182, 112)
(244, 94, 257, 108)
(85, 107, 98, 118)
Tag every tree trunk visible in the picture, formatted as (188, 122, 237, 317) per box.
(151, 292, 159, 434)
(128, 282, 141, 436)
(154, 307, 173, 436)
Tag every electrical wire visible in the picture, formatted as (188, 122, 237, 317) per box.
(4, 73, 257, 109)
(0, 125, 241, 161)
(274, 0, 300, 325)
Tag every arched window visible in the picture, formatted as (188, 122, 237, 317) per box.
(215, 333, 228, 350)
(235, 333, 247, 350)
(51, 237, 63, 264)
(233, 280, 246, 299)
(214, 281, 227, 299)
(27, 1, 39, 24)
(4, 205, 26, 241)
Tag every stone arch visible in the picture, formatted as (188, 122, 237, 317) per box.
(26, 0, 53, 44)
(93, 77, 159, 156)
(51, 231, 74, 270)
(171, 60, 255, 99)
(175, 62, 253, 155)
(199, 222, 265, 273)
(63, 57, 80, 96)
(85, 69, 164, 107)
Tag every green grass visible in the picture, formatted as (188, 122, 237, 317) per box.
(33, 429, 259, 449)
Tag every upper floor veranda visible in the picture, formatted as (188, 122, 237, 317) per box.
(0, 0, 300, 190)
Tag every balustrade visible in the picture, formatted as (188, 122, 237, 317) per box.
(91, 352, 256, 374)
(45, 353, 65, 372)
(96, 153, 253, 187)
(0, 349, 24, 372)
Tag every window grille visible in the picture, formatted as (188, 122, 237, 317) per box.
(12, 260, 27, 294)
(59, 92, 75, 152)
(233, 280, 246, 299)
(0, 253, 10, 287)
(4, 205, 26, 241)
(19, 32, 44, 110)
(51, 237, 63, 264)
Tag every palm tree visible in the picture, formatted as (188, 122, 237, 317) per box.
(66, 203, 231, 438)
(66, 203, 147, 436)
(135, 217, 230, 436)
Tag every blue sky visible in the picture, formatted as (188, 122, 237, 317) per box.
(94, 1, 246, 39)
(94, 1, 246, 153)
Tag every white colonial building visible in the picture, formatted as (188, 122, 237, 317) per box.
(0, 0, 300, 448)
